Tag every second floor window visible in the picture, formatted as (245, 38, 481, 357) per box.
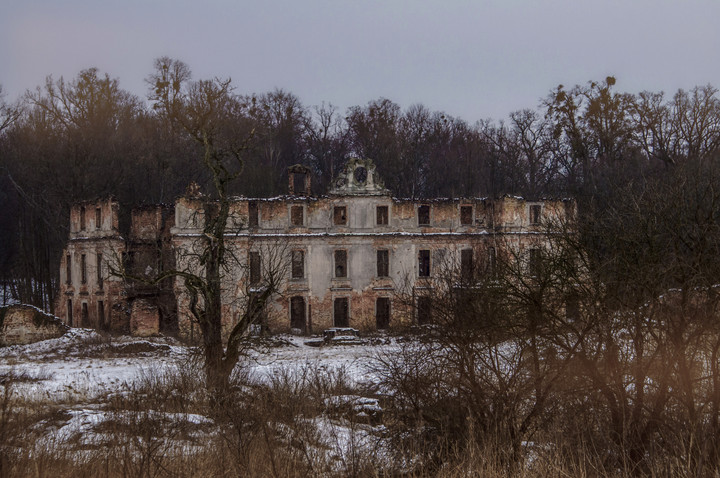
(81, 254, 87, 284)
(249, 251, 261, 284)
(249, 201, 259, 227)
(460, 206, 473, 225)
(97, 253, 103, 289)
(334, 206, 347, 225)
(418, 249, 430, 277)
(291, 250, 305, 279)
(335, 250, 347, 278)
(530, 205, 541, 225)
(291, 205, 304, 226)
(95, 207, 101, 229)
(461, 249, 474, 280)
(66, 254, 72, 285)
(377, 249, 389, 277)
(376, 205, 389, 225)
(418, 205, 430, 226)
(528, 248, 542, 276)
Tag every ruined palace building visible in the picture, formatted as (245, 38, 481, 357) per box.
(56, 158, 573, 338)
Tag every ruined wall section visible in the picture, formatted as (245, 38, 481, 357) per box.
(56, 198, 126, 332)
(124, 204, 176, 336)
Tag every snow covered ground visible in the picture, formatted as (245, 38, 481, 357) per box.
(0, 328, 399, 472)
(0, 329, 394, 400)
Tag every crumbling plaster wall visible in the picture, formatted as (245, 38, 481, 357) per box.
(170, 191, 571, 338)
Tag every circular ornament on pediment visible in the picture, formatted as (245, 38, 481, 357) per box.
(354, 166, 368, 184)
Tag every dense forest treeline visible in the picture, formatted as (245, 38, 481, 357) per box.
(0, 58, 719, 309)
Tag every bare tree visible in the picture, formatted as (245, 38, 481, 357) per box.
(144, 59, 285, 396)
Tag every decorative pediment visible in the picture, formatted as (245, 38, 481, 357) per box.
(329, 158, 389, 196)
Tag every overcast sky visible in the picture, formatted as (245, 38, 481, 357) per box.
(2, 0, 719, 123)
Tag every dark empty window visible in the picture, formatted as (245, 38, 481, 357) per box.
(530, 205, 541, 225)
(98, 301, 106, 330)
(66, 254, 72, 285)
(334, 206, 347, 225)
(81, 302, 89, 327)
(529, 248, 542, 276)
(81, 254, 87, 284)
(67, 299, 73, 326)
(95, 207, 101, 229)
(293, 172, 306, 194)
(292, 250, 305, 279)
(417, 296, 432, 325)
(376, 297, 390, 329)
(461, 249, 474, 281)
(290, 296, 306, 332)
(418, 205, 430, 226)
(418, 249, 430, 277)
(488, 246, 497, 275)
(461, 206, 473, 225)
(376, 205, 389, 225)
(97, 253, 103, 289)
(334, 297, 349, 327)
(249, 201, 259, 227)
(291, 205, 304, 226)
(80, 206, 86, 230)
(249, 251, 261, 285)
(335, 250, 347, 278)
(377, 249, 389, 277)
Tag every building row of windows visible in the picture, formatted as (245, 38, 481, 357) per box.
(286, 295, 442, 330)
(248, 247, 501, 284)
(66, 298, 105, 328)
(77, 206, 103, 231)
(288, 296, 393, 330)
(65, 252, 103, 288)
(247, 203, 545, 228)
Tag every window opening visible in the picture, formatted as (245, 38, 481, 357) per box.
(97, 253, 103, 289)
(291, 205, 304, 226)
(249, 201, 259, 227)
(460, 206, 473, 225)
(417, 296, 432, 325)
(418, 249, 430, 277)
(334, 206, 347, 225)
(66, 254, 72, 285)
(249, 251, 261, 285)
(377, 249, 389, 278)
(95, 207, 101, 229)
(334, 297, 349, 327)
(81, 254, 87, 284)
(335, 250, 347, 278)
(290, 296, 306, 332)
(376, 297, 390, 329)
(291, 250, 305, 279)
(461, 249, 474, 281)
(376, 205, 389, 225)
(530, 205, 541, 225)
(418, 205, 430, 226)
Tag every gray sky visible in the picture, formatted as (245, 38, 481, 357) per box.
(2, 0, 719, 123)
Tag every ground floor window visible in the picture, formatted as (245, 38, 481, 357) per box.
(376, 297, 390, 329)
(81, 302, 89, 327)
(67, 299, 73, 326)
(98, 300, 106, 330)
(290, 296, 306, 332)
(417, 296, 432, 325)
(334, 297, 349, 327)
